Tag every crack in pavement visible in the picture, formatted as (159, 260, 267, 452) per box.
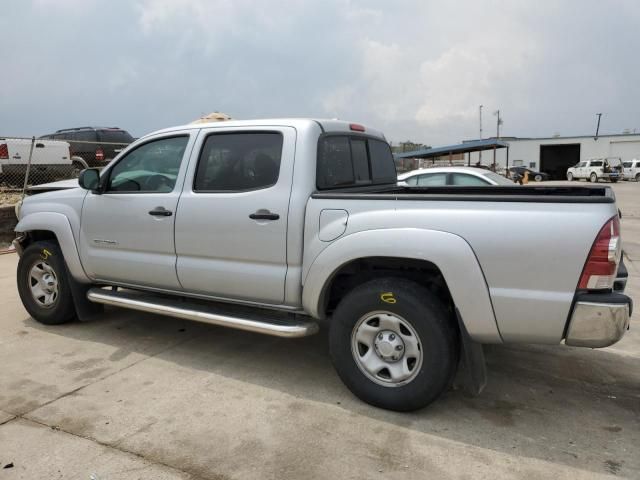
(3, 416, 212, 480)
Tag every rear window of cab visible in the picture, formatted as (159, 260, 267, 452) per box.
(317, 135, 396, 189)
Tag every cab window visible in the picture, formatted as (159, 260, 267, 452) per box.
(106, 136, 188, 193)
(194, 132, 283, 192)
(316, 135, 396, 189)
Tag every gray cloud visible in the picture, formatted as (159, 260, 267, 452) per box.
(1, 0, 638, 146)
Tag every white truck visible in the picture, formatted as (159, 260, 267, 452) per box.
(566, 157, 623, 183)
(13, 118, 632, 411)
(0, 138, 81, 182)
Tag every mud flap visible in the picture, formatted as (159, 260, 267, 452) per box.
(63, 260, 103, 321)
(455, 308, 487, 396)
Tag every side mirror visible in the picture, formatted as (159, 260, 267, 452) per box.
(78, 168, 101, 193)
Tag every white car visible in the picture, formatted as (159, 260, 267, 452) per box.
(566, 158, 623, 183)
(397, 167, 515, 186)
(622, 159, 640, 181)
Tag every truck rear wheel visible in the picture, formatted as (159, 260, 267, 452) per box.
(17, 241, 76, 325)
(590, 173, 598, 183)
(329, 278, 458, 411)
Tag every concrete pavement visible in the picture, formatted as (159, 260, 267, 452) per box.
(0, 181, 638, 479)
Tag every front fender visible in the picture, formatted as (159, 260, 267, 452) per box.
(15, 212, 90, 283)
(302, 228, 502, 343)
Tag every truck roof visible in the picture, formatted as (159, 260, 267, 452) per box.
(143, 118, 386, 141)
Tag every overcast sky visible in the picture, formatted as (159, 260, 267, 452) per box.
(1, 0, 639, 146)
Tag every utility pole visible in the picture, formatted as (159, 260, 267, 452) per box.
(595, 113, 602, 139)
(493, 110, 503, 169)
(479, 105, 483, 165)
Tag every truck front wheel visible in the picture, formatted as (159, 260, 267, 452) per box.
(17, 241, 76, 325)
(329, 278, 458, 411)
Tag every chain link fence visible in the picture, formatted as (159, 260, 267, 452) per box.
(0, 135, 131, 207)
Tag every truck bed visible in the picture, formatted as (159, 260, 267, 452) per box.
(305, 182, 619, 345)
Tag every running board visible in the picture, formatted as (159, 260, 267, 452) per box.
(86, 288, 319, 338)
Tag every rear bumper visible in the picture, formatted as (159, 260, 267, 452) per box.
(565, 292, 632, 348)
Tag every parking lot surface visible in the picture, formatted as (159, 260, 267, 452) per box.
(0, 181, 638, 479)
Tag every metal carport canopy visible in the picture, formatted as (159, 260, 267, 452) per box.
(394, 139, 509, 159)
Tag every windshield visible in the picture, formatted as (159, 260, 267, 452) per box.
(483, 171, 516, 185)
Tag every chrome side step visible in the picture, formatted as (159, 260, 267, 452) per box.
(87, 288, 319, 338)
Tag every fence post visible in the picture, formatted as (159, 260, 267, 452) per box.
(21, 136, 36, 201)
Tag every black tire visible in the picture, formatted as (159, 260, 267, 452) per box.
(636, 173, 640, 182)
(611, 178, 618, 183)
(534, 174, 543, 182)
(17, 241, 76, 325)
(590, 173, 598, 183)
(329, 277, 459, 411)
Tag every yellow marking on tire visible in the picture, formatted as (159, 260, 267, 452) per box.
(380, 292, 396, 304)
(41, 249, 52, 260)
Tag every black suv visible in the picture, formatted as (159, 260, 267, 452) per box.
(40, 127, 134, 168)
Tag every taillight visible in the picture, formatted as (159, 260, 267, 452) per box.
(578, 216, 621, 290)
(95, 147, 105, 161)
(0, 143, 8, 159)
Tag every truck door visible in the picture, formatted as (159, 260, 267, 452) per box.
(175, 127, 296, 304)
(79, 131, 195, 289)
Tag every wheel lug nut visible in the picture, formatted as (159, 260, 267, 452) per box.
(389, 334, 395, 341)
(395, 345, 403, 351)
(378, 333, 383, 340)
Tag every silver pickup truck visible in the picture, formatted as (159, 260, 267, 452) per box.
(13, 118, 632, 411)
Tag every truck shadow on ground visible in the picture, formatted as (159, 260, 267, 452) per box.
(19, 307, 640, 477)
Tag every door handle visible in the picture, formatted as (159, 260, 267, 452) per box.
(249, 210, 279, 221)
(149, 206, 173, 217)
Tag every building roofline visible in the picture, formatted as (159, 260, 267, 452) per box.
(466, 133, 640, 142)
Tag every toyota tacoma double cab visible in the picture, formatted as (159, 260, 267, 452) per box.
(13, 118, 632, 411)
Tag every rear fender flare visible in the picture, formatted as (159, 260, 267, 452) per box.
(302, 228, 502, 343)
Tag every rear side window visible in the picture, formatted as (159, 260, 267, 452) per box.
(72, 131, 96, 143)
(623, 162, 632, 168)
(591, 161, 603, 167)
(98, 129, 135, 144)
(317, 135, 396, 189)
(194, 132, 283, 192)
(451, 173, 490, 186)
(405, 176, 418, 186)
(417, 173, 447, 186)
